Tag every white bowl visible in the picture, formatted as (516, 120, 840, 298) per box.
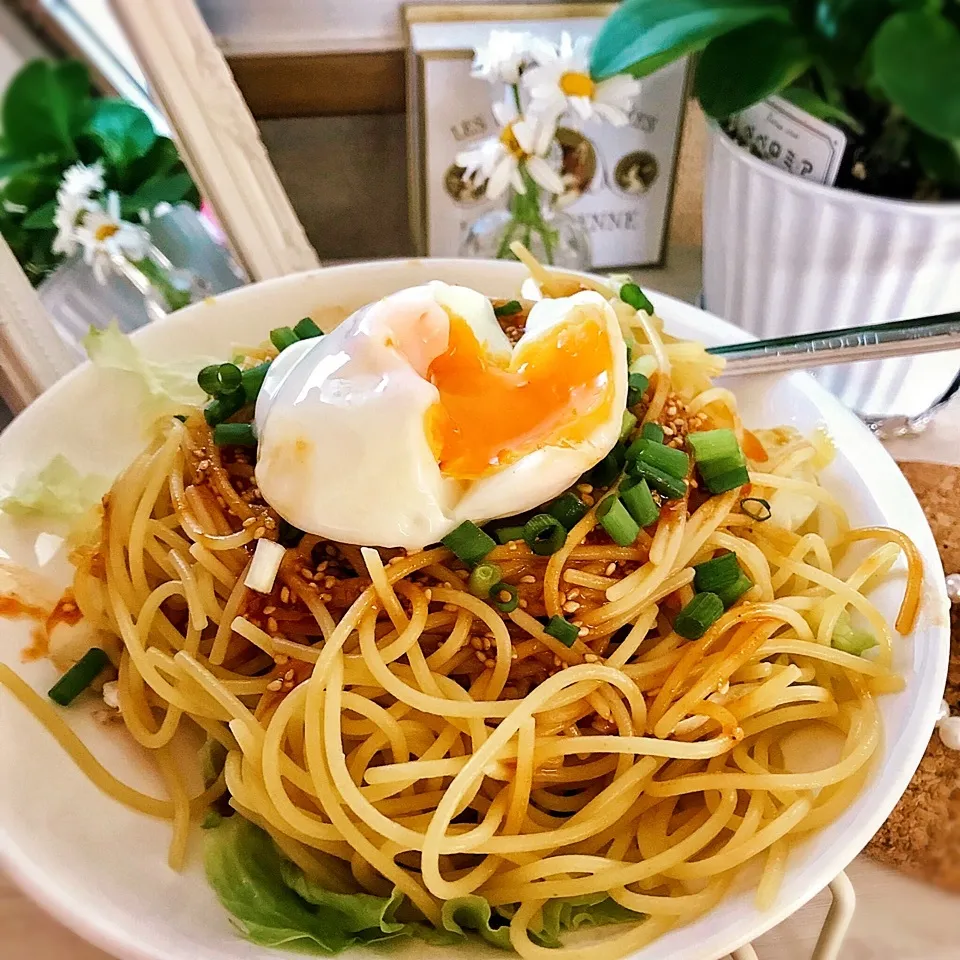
(0, 260, 949, 960)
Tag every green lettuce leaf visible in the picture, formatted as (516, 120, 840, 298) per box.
(204, 816, 646, 955)
(0, 455, 107, 522)
(82, 322, 208, 423)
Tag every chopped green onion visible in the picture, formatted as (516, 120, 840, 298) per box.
(700, 464, 750, 494)
(642, 422, 664, 443)
(213, 423, 257, 447)
(48, 648, 111, 706)
(597, 495, 640, 546)
(468, 562, 503, 599)
(240, 361, 271, 404)
(270, 326, 299, 352)
(204, 389, 245, 426)
(674, 593, 724, 640)
(494, 300, 522, 318)
(544, 615, 579, 647)
(693, 552, 741, 592)
(687, 429, 741, 464)
(198, 362, 242, 397)
(626, 437, 689, 480)
(620, 409, 638, 441)
(627, 372, 649, 407)
(491, 582, 519, 613)
(714, 572, 754, 608)
(620, 478, 660, 527)
(293, 316, 323, 339)
(523, 514, 567, 556)
(277, 520, 304, 548)
(590, 441, 626, 487)
(547, 492, 588, 531)
(740, 497, 772, 522)
(626, 458, 687, 500)
(831, 611, 877, 656)
(620, 282, 654, 315)
(625, 342, 633, 366)
(442, 521, 496, 566)
(494, 525, 526, 545)
(687, 429, 750, 495)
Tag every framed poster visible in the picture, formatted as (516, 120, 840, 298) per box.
(403, 3, 689, 269)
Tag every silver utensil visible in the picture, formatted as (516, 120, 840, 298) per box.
(708, 313, 960, 439)
(708, 312, 960, 375)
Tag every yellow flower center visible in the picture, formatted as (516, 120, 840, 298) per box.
(499, 123, 526, 159)
(559, 71, 596, 98)
(94, 223, 120, 242)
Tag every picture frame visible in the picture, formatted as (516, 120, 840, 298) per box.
(403, 2, 690, 269)
(108, 0, 320, 282)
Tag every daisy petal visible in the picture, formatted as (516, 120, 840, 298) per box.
(527, 157, 565, 195)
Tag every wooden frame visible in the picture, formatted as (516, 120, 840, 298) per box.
(108, 0, 320, 282)
(0, 235, 75, 413)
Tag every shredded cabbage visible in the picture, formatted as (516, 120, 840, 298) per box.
(82, 322, 208, 422)
(0, 455, 107, 521)
(204, 817, 644, 954)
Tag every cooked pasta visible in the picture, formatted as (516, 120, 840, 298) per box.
(0, 261, 922, 958)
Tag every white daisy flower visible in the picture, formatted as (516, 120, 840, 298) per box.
(60, 160, 105, 202)
(523, 32, 641, 126)
(456, 100, 564, 200)
(471, 30, 535, 85)
(52, 192, 88, 257)
(75, 191, 151, 284)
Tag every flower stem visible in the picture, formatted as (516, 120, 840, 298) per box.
(132, 256, 192, 312)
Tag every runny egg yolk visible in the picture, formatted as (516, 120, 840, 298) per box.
(425, 310, 615, 480)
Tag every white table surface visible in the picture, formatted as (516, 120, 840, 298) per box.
(2, 248, 958, 959)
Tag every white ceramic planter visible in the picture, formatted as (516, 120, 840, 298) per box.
(703, 123, 960, 418)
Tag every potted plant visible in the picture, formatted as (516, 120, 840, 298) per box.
(591, 1, 960, 422)
(0, 59, 201, 285)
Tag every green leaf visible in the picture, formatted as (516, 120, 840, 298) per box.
(872, 11, 960, 139)
(696, 21, 811, 118)
(781, 86, 865, 133)
(21, 199, 56, 229)
(1, 60, 90, 158)
(591, 0, 792, 79)
(813, 0, 897, 75)
(914, 132, 960, 188)
(119, 172, 193, 218)
(82, 99, 157, 169)
(441, 897, 513, 950)
(204, 817, 429, 953)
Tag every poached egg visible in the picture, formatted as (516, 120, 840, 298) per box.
(254, 282, 627, 549)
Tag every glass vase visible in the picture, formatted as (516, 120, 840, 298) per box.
(460, 183, 591, 269)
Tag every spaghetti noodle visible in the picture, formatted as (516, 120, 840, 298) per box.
(0, 262, 923, 958)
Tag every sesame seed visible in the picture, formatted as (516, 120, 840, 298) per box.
(577, 483, 593, 494)
(319, 593, 332, 602)
(253, 526, 266, 538)
(325, 545, 337, 556)
(275, 654, 289, 665)
(316, 561, 329, 573)
(583, 495, 595, 506)
(584, 653, 600, 663)
(300, 567, 314, 580)
(568, 589, 580, 599)
(324, 576, 335, 589)
(267, 616, 279, 633)
(605, 562, 617, 576)
(497, 589, 511, 603)
(242, 516, 256, 528)
(482, 638, 491, 651)
(578, 627, 589, 637)
(267, 679, 283, 692)
(263, 605, 276, 615)
(563, 601, 580, 613)
(519, 599, 528, 609)
(284, 668, 295, 681)
(471, 637, 483, 650)
(424, 588, 433, 601)
(280, 587, 290, 604)
(521, 575, 537, 584)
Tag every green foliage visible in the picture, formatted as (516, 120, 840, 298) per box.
(591, 0, 960, 199)
(0, 59, 199, 284)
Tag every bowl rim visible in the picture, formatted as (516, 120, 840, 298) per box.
(0, 258, 950, 960)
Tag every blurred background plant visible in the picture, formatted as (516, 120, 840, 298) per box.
(591, 0, 960, 201)
(0, 57, 198, 284)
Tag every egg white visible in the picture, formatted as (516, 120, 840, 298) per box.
(254, 283, 626, 549)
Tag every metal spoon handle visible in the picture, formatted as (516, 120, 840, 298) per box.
(709, 312, 960, 375)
